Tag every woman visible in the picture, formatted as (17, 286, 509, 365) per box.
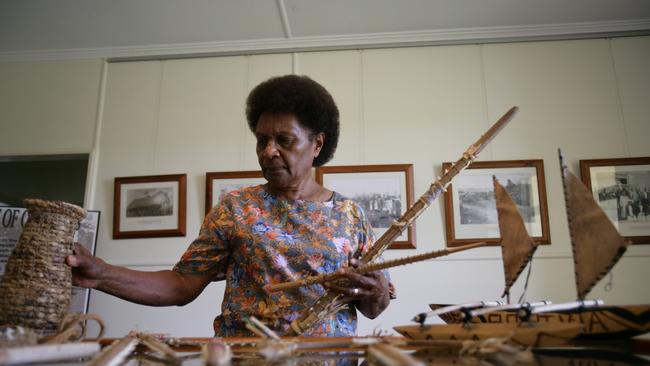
(67, 75, 392, 337)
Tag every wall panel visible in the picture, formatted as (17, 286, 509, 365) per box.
(156, 57, 248, 236)
(482, 39, 628, 254)
(0, 59, 102, 155)
(362, 45, 487, 255)
(242, 54, 293, 170)
(611, 36, 650, 157)
(297, 50, 363, 165)
(94, 61, 167, 260)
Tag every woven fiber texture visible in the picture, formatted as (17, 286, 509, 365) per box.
(0, 199, 86, 336)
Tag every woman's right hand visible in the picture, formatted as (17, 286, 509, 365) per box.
(66, 243, 106, 289)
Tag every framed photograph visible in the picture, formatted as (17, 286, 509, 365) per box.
(205, 171, 266, 214)
(443, 160, 550, 247)
(580, 157, 650, 244)
(315, 164, 415, 249)
(113, 174, 186, 239)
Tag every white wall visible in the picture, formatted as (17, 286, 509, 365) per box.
(0, 59, 103, 155)
(1, 36, 649, 338)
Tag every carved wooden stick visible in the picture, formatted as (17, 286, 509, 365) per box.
(287, 106, 519, 335)
(267, 241, 489, 292)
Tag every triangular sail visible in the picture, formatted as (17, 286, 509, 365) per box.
(559, 150, 630, 300)
(493, 176, 539, 298)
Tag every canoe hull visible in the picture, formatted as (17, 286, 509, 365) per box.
(429, 303, 650, 340)
(393, 323, 581, 347)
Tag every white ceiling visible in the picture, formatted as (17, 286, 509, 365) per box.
(1, 0, 649, 61)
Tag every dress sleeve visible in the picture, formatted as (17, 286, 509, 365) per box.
(172, 199, 234, 281)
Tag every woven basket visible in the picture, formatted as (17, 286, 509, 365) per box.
(0, 199, 86, 336)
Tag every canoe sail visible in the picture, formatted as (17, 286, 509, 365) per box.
(494, 176, 539, 298)
(559, 150, 630, 300)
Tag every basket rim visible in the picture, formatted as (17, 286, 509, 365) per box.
(22, 198, 87, 220)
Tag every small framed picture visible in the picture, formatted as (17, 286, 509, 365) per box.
(443, 160, 550, 247)
(205, 171, 266, 214)
(580, 157, 650, 244)
(113, 174, 186, 239)
(315, 164, 415, 249)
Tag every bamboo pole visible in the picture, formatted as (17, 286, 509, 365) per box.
(367, 343, 425, 366)
(287, 106, 519, 335)
(0, 342, 100, 365)
(267, 242, 489, 292)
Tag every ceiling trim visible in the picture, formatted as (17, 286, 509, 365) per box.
(277, 0, 293, 39)
(1, 18, 648, 62)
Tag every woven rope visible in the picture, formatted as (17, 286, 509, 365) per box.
(0, 199, 86, 336)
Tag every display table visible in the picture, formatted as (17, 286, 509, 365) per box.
(2, 335, 648, 365)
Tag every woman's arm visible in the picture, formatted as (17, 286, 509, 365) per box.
(66, 243, 212, 306)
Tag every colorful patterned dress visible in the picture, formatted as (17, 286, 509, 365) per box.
(173, 185, 382, 336)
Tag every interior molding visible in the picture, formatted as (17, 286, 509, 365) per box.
(1, 19, 648, 63)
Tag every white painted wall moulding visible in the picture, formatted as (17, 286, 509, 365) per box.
(0, 19, 648, 62)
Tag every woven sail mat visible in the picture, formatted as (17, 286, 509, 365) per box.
(561, 168, 629, 300)
(494, 176, 539, 298)
(0, 199, 86, 336)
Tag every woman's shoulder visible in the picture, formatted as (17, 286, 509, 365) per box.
(219, 184, 266, 205)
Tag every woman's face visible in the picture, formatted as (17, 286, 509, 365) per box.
(255, 112, 323, 190)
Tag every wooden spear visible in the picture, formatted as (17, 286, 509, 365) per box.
(267, 241, 489, 292)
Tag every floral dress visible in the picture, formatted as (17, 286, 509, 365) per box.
(173, 185, 381, 337)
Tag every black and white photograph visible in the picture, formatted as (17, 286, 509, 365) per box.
(443, 160, 550, 246)
(581, 157, 650, 244)
(458, 172, 536, 225)
(316, 164, 415, 249)
(126, 188, 174, 217)
(113, 174, 186, 239)
(205, 171, 266, 215)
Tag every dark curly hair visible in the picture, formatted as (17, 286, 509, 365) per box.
(246, 74, 340, 167)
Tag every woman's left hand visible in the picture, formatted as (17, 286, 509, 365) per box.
(324, 258, 390, 319)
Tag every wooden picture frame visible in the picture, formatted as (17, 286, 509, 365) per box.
(580, 157, 650, 245)
(205, 170, 266, 214)
(113, 174, 186, 239)
(315, 164, 416, 249)
(443, 160, 550, 247)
